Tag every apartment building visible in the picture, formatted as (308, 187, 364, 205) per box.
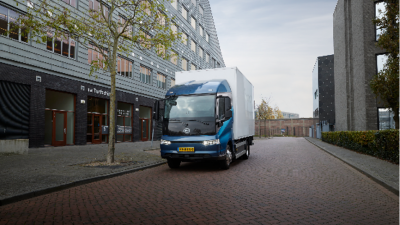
(333, 0, 389, 131)
(0, 0, 225, 148)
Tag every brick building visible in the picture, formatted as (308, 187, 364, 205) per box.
(255, 118, 319, 138)
(0, 0, 225, 149)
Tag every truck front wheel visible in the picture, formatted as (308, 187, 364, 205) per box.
(220, 145, 232, 170)
(242, 143, 250, 160)
(167, 159, 181, 169)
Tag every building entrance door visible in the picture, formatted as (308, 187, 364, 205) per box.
(52, 111, 67, 146)
(140, 119, 149, 141)
(92, 114, 102, 144)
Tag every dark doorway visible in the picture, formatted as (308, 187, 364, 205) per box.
(52, 111, 67, 146)
(141, 119, 149, 141)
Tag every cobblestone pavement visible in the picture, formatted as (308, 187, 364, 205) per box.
(0, 137, 398, 224)
(0, 141, 164, 201)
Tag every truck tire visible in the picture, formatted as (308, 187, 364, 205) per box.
(167, 159, 181, 169)
(220, 145, 232, 170)
(242, 143, 250, 160)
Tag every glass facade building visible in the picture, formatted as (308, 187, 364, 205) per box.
(0, 0, 225, 148)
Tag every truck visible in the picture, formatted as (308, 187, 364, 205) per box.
(159, 67, 255, 169)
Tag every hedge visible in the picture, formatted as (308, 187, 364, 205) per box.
(321, 129, 399, 164)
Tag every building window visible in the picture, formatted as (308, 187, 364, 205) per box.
(182, 7, 188, 20)
(191, 17, 196, 30)
(191, 39, 196, 53)
(199, 47, 203, 59)
(212, 58, 216, 68)
(206, 53, 210, 63)
(140, 30, 152, 49)
(181, 58, 187, 71)
(88, 44, 106, 68)
(117, 57, 133, 78)
(171, 78, 175, 87)
(378, 108, 396, 130)
(117, 102, 133, 142)
(0, 5, 29, 42)
(157, 73, 166, 89)
(89, 0, 109, 18)
(140, 65, 151, 84)
(47, 32, 76, 59)
(191, 63, 196, 70)
(171, 23, 177, 34)
(375, 1, 386, 41)
(156, 44, 166, 58)
(182, 32, 188, 45)
(141, 1, 151, 16)
(171, 51, 178, 65)
(63, 0, 76, 7)
(118, 16, 132, 38)
(199, 25, 204, 37)
(171, 0, 178, 10)
(199, 6, 204, 16)
(157, 11, 166, 27)
(206, 32, 209, 42)
(191, 0, 196, 6)
(376, 54, 388, 74)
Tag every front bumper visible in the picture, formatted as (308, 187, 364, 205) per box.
(161, 142, 226, 162)
(162, 153, 225, 161)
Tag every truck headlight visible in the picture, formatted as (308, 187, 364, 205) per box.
(161, 139, 171, 145)
(203, 139, 220, 146)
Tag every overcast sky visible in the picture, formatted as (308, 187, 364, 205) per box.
(209, 0, 338, 118)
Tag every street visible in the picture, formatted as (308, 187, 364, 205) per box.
(0, 137, 398, 225)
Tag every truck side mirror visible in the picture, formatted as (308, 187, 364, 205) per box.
(224, 97, 232, 119)
(225, 109, 232, 119)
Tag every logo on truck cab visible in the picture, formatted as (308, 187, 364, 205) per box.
(183, 128, 190, 134)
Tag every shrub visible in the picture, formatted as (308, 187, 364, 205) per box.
(322, 130, 399, 164)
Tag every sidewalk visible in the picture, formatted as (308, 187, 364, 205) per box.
(305, 137, 399, 195)
(0, 141, 164, 206)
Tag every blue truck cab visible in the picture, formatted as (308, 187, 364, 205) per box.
(160, 78, 252, 169)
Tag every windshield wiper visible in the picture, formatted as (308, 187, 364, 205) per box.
(168, 119, 181, 122)
(187, 120, 210, 125)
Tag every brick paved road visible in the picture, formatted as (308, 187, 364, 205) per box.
(0, 137, 398, 224)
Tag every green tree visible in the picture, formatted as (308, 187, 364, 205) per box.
(371, 0, 399, 129)
(11, 0, 180, 163)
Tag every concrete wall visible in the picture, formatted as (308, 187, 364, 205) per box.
(0, 139, 28, 154)
(333, 0, 385, 131)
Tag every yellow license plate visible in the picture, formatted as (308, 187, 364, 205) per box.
(178, 147, 194, 152)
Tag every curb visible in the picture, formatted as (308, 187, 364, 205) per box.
(0, 161, 166, 207)
(305, 138, 399, 196)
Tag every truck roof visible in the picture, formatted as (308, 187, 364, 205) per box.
(166, 79, 231, 96)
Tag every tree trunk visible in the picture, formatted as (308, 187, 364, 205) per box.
(107, 43, 118, 164)
(107, 70, 116, 163)
(393, 107, 399, 129)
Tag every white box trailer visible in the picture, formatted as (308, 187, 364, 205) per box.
(175, 67, 255, 140)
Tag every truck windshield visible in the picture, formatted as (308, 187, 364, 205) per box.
(164, 95, 215, 119)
